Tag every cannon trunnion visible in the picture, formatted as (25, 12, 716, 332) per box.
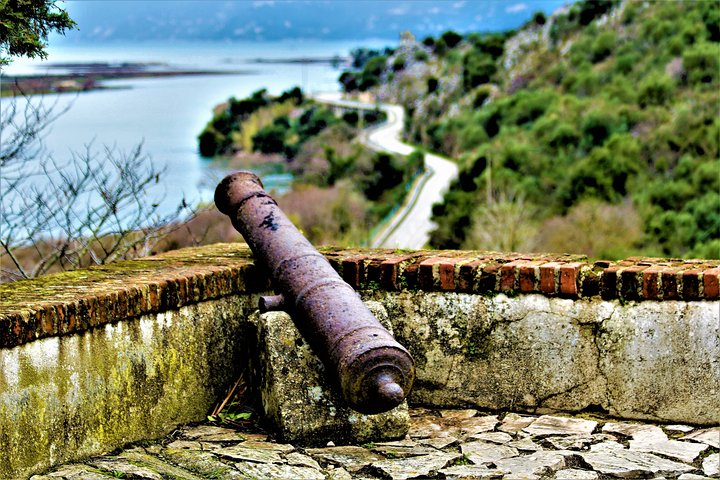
(215, 171, 415, 414)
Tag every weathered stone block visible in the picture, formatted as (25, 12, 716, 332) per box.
(367, 290, 720, 425)
(598, 301, 720, 424)
(374, 291, 606, 413)
(248, 302, 409, 445)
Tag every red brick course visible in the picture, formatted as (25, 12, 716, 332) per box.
(682, 268, 702, 300)
(559, 262, 584, 297)
(380, 255, 413, 290)
(418, 257, 446, 290)
(661, 267, 682, 300)
(641, 266, 663, 300)
(518, 260, 545, 293)
(500, 260, 520, 292)
(539, 262, 561, 295)
(620, 266, 649, 301)
(704, 267, 720, 299)
(438, 259, 458, 291)
(457, 260, 486, 292)
(1, 244, 717, 350)
(341, 255, 366, 288)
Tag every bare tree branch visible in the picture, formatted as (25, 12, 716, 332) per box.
(0, 92, 194, 282)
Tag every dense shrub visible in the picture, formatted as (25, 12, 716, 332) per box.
(459, 154, 487, 191)
(504, 89, 556, 126)
(637, 73, 675, 107)
(405, 149, 425, 178)
(198, 127, 226, 157)
(458, 123, 489, 151)
(362, 109, 386, 125)
(591, 31, 616, 62)
(575, 0, 617, 26)
(642, 18, 674, 45)
(433, 37, 447, 56)
(342, 110, 359, 127)
(362, 152, 405, 200)
(580, 108, 624, 148)
(277, 86, 303, 104)
(683, 42, 719, 84)
(359, 55, 387, 90)
(197, 88, 299, 157)
(546, 122, 580, 149)
(614, 51, 639, 74)
(565, 66, 599, 96)
(469, 34, 505, 60)
(700, 1, 720, 41)
(429, 183, 474, 249)
(297, 107, 337, 141)
(350, 47, 383, 69)
(252, 121, 288, 154)
(392, 54, 406, 72)
(473, 85, 493, 107)
(414, 49, 429, 61)
(532, 12, 547, 26)
(339, 71, 358, 92)
(550, 0, 617, 43)
(462, 50, 497, 91)
(440, 30, 463, 48)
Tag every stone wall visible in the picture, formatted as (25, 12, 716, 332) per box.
(0, 243, 718, 478)
(368, 290, 717, 425)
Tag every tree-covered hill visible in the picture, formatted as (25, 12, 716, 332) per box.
(197, 88, 423, 246)
(342, 0, 719, 259)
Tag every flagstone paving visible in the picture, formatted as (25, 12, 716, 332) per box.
(33, 409, 719, 479)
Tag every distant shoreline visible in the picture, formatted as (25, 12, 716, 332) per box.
(1, 56, 346, 96)
(244, 56, 348, 65)
(0, 62, 256, 96)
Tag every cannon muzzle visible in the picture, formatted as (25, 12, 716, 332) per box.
(215, 171, 414, 414)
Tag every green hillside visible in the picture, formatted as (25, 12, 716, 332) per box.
(343, 0, 719, 259)
(197, 87, 423, 246)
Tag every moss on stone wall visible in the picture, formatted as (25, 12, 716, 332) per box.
(0, 296, 255, 479)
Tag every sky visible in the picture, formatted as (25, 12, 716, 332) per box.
(52, 0, 569, 44)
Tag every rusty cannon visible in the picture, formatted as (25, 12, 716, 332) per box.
(215, 171, 415, 414)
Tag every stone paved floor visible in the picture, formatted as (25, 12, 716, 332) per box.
(34, 408, 719, 479)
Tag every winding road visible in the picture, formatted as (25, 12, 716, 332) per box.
(313, 93, 458, 249)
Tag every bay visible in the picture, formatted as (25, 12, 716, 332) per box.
(1, 39, 389, 233)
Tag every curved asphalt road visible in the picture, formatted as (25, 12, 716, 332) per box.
(313, 93, 458, 249)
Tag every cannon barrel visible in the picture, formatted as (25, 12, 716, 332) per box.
(215, 171, 414, 414)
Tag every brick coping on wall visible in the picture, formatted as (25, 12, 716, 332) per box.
(0, 243, 718, 349)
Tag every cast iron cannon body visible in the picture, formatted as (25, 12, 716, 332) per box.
(215, 171, 414, 414)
